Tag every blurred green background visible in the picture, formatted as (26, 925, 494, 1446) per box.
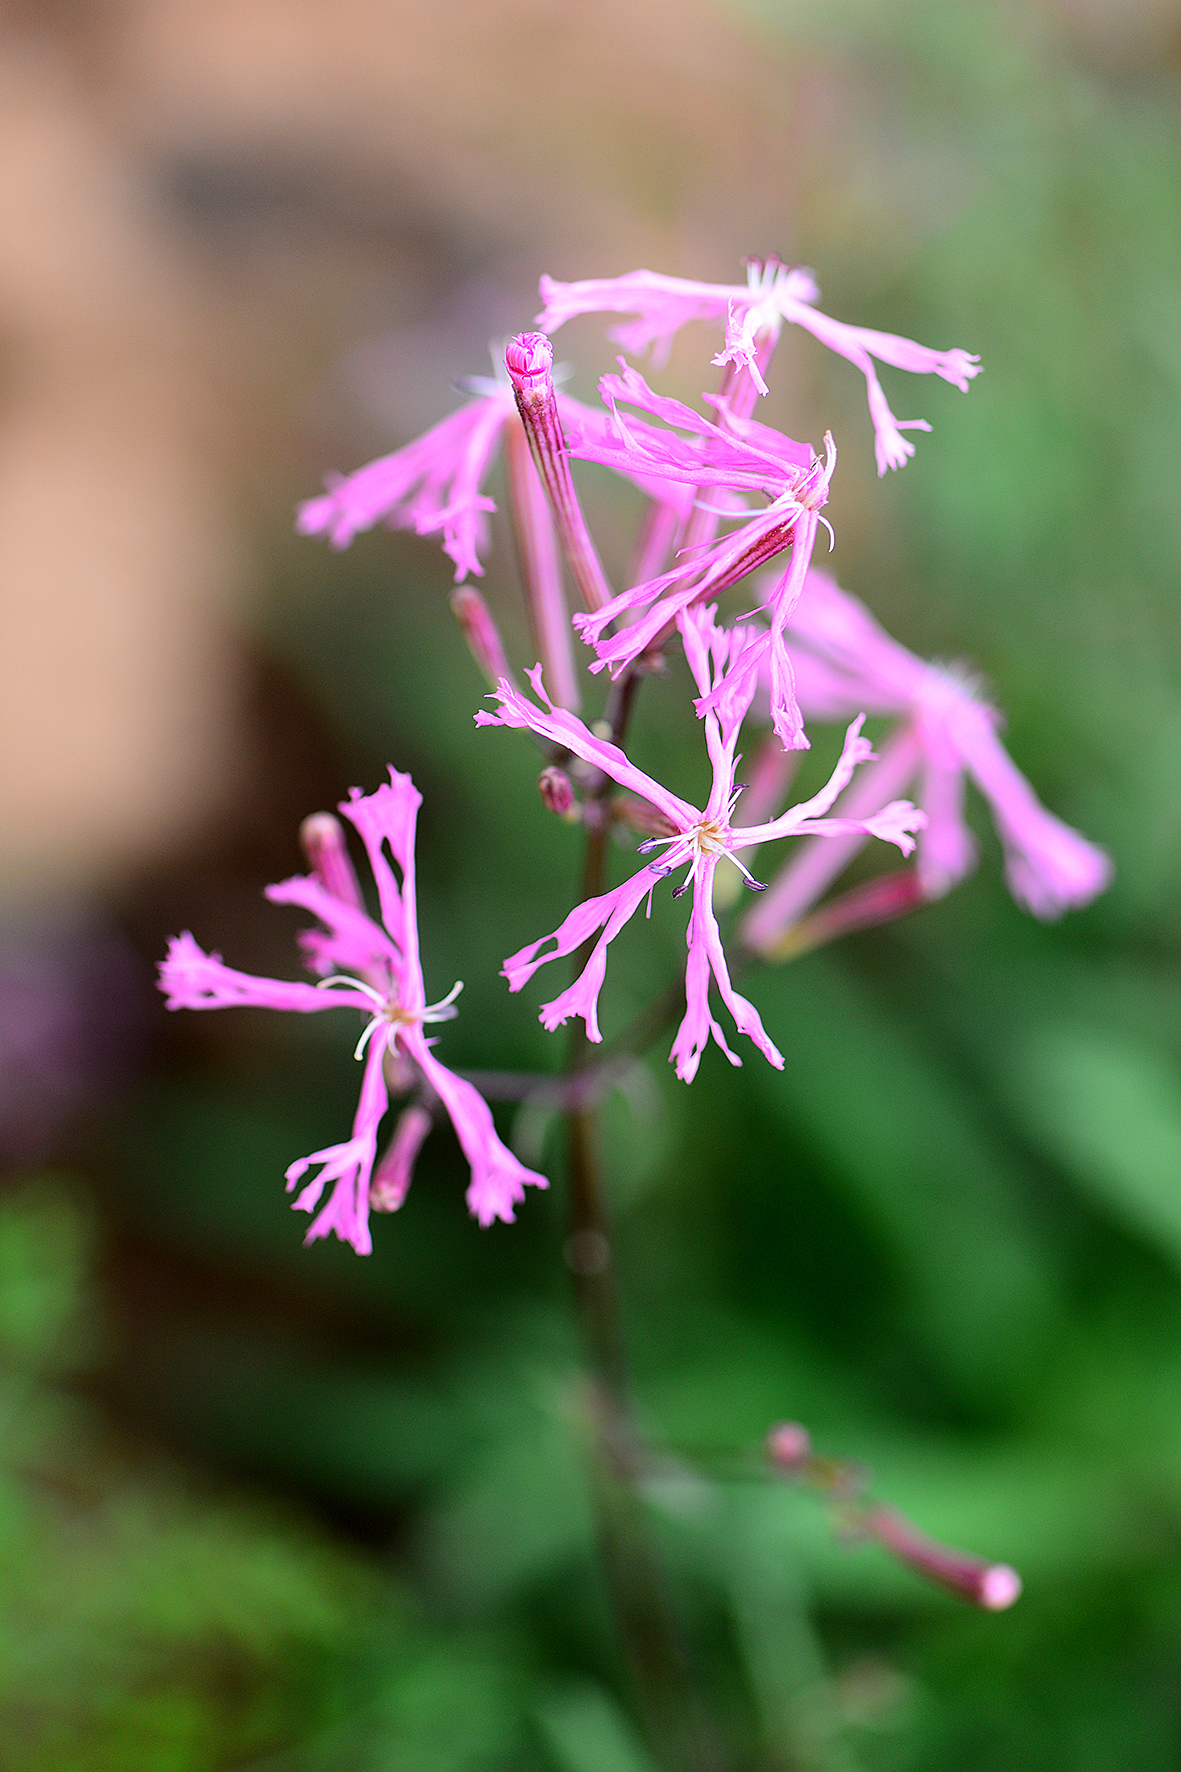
(2, 0, 1180, 1766)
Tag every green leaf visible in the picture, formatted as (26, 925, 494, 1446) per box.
(1003, 1025, 1181, 1272)
(535, 1682, 658, 1772)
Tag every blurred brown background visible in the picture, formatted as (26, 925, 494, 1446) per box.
(0, 0, 833, 895)
(4, 0, 1166, 896)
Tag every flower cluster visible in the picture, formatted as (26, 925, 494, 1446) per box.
(162, 259, 1110, 1251)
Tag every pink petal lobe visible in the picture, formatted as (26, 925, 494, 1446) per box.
(158, 932, 368, 1016)
(411, 1034, 548, 1226)
(744, 718, 876, 845)
(339, 771, 425, 1004)
(506, 869, 658, 1043)
(265, 875, 402, 981)
(296, 392, 511, 581)
(284, 1036, 390, 1255)
(671, 865, 785, 1083)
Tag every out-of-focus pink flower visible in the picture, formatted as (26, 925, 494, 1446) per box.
(158, 773, 547, 1251)
(783, 570, 1112, 917)
(536, 259, 981, 474)
(450, 585, 516, 689)
(476, 607, 924, 1082)
(297, 364, 690, 585)
(765, 1421, 1022, 1610)
(567, 363, 833, 747)
(298, 388, 510, 581)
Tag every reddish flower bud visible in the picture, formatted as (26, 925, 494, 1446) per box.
(765, 1422, 812, 1470)
(299, 813, 364, 911)
(504, 331, 555, 405)
(863, 1505, 1022, 1611)
(370, 1102, 433, 1213)
(450, 586, 513, 688)
(538, 766, 576, 819)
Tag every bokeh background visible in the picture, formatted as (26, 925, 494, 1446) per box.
(2, 0, 1180, 1765)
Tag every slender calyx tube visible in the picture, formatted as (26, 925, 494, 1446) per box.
(505, 332, 615, 614)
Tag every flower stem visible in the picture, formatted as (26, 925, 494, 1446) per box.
(563, 669, 724, 1771)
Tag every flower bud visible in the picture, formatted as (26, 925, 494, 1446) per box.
(765, 1421, 812, 1470)
(505, 332, 613, 613)
(369, 1103, 433, 1213)
(299, 813, 364, 910)
(450, 586, 513, 688)
(505, 331, 555, 405)
(765, 1419, 1021, 1611)
(862, 1505, 1022, 1611)
(538, 766, 576, 819)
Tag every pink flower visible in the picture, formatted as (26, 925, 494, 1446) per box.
(296, 368, 690, 585)
(298, 387, 510, 581)
(783, 570, 1112, 917)
(566, 363, 833, 749)
(536, 259, 981, 474)
(158, 772, 547, 1251)
(476, 607, 925, 1082)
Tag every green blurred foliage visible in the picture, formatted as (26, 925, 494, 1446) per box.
(12, 0, 1181, 1766)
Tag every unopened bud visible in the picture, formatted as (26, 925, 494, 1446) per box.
(765, 1422, 1022, 1611)
(862, 1505, 1022, 1611)
(505, 331, 555, 406)
(369, 1103, 433, 1213)
(451, 586, 513, 688)
(538, 766, 576, 819)
(765, 1422, 812, 1470)
(299, 813, 364, 910)
(505, 332, 613, 614)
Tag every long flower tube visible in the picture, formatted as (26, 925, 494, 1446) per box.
(505, 332, 616, 614)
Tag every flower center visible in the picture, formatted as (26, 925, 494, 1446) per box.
(638, 800, 766, 900)
(316, 974, 463, 1059)
(690, 817, 729, 860)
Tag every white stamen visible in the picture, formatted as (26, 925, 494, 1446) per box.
(317, 973, 387, 1007)
(316, 972, 464, 1061)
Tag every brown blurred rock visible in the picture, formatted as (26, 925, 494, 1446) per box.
(0, 37, 246, 895)
(0, 0, 808, 896)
